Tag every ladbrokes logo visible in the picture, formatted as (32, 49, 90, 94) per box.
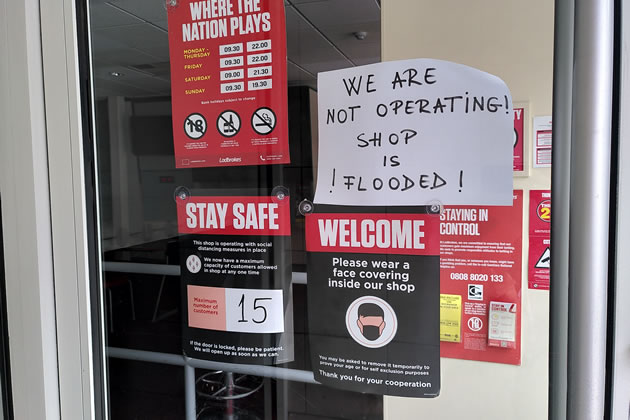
(467, 317, 483, 332)
(219, 157, 242, 163)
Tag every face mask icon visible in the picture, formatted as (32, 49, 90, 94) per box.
(357, 303, 386, 341)
(346, 296, 397, 348)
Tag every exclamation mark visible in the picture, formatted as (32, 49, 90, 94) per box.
(504, 95, 510, 114)
(330, 168, 336, 193)
(459, 170, 463, 192)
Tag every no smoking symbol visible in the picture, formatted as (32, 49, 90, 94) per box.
(252, 107, 276, 135)
(184, 113, 207, 140)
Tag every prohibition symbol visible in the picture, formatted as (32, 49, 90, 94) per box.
(535, 247, 551, 269)
(217, 110, 241, 137)
(184, 113, 207, 140)
(251, 107, 276, 135)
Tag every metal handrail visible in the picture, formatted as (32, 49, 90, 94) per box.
(103, 261, 307, 284)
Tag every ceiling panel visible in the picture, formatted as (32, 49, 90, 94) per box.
(93, 64, 159, 80)
(119, 77, 171, 94)
(93, 24, 170, 60)
(285, 6, 353, 75)
(94, 77, 158, 97)
(287, 61, 316, 88)
(90, 3, 144, 28)
(288, 0, 327, 4)
(295, 0, 380, 26)
(319, 28, 380, 65)
(326, 28, 380, 65)
(106, 0, 168, 23)
(294, 0, 380, 65)
(154, 20, 168, 30)
(347, 49, 380, 67)
(92, 40, 164, 67)
(92, 61, 172, 97)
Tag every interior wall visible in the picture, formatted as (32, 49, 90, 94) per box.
(381, 1, 553, 419)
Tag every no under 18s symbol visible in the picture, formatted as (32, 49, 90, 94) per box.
(467, 316, 483, 332)
(184, 113, 207, 140)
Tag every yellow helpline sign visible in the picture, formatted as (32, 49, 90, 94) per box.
(440, 294, 462, 343)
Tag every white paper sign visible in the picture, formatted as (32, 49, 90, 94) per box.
(225, 288, 284, 333)
(314, 59, 514, 206)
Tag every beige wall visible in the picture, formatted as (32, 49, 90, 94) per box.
(382, 1, 554, 419)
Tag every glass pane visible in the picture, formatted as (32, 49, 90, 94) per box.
(85, 0, 553, 419)
(88, 0, 383, 418)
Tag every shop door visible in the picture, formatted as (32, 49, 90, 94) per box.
(76, 0, 617, 419)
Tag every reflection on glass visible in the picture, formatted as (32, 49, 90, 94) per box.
(89, 0, 382, 418)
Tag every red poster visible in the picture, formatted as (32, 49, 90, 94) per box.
(167, 0, 290, 168)
(528, 190, 550, 290)
(176, 194, 294, 364)
(177, 195, 291, 236)
(513, 108, 524, 171)
(440, 191, 523, 365)
(304, 213, 440, 255)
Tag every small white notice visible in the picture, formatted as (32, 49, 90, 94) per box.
(314, 59, 514, 206)
(487, 301, 517, 349)
(533, 116, 552, 168)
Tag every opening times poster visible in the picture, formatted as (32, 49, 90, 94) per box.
(168, 0, 290, 168)
(528, 190, 551, 290)
(306, 208, 440, 398)
(439, 191, 523, 365)
(177, 194, 294, 364)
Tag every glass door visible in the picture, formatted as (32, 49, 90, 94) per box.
(87, 1, 384, 419)
(75, 0, 617, 419)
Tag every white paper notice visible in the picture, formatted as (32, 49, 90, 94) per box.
(314, 59, 514, 206)
(533, 116, 552, 168)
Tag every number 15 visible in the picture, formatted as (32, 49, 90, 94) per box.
(238, 294, 272, 324)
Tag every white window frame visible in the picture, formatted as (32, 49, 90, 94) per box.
(0, 0, 98, 418)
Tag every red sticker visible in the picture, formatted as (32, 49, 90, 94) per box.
(528, 190, 551, 290)
(305, 213, 440, 256)
(177, 196, 291, 236)
(536, 199, 551, 223)
(168, 0, 290, 168)
(440, 191, 523, 365)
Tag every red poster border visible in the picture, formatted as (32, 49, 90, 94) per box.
(167, 0, 290, 168)
(439, 190, 523, 365)
(528, 190, 551, 290)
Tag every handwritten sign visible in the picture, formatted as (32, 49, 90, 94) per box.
(314, 59, 514, 206)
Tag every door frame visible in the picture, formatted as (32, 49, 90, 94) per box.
(0, 0, 100, 418)
(1, 0, 627, 419)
